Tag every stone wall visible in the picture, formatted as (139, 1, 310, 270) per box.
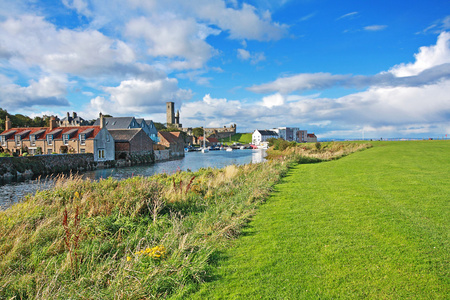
(0, 154, 98, 181)
(154, 150, 170, 161)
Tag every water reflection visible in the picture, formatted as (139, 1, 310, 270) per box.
(1, 149, 266, 210)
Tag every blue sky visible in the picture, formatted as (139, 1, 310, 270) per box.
(1, 0, 449, 139)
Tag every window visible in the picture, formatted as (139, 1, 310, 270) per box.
(1, 136, 5, 146)
(15, 135, 21, 146)
(80, 148, 85, 153)
(30, 135, 36, 146)
(106, 134, 110, 142)
(80, 134, 86, 145)
(98, 149, 105, 159)
(63, 134, 69, 145)
(47, 135, 53, 145)
(47, 149, 52, 154)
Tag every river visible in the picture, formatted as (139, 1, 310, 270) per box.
(0, 149, 267, 210)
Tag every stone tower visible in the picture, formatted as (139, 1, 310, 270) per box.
(166, 102, 182, 128)
(166, 102, 175, 125)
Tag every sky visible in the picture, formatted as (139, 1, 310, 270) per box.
(0, 0, 450, 139)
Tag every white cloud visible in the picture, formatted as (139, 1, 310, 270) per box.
(85, 78, 192, 117)
(237, 48, 266, 64)
(0, 15, 161, 79)
(248, 73, 349, 94)
(0, 76, 69, 110)
(364, 25, 387, 31)
(337, 12, 358, 20)
(62, 0, 92, 17)
(237, 49, 251, 60)
(126, 16, 219, 70)
(262, 93, 285, 108)
(389, 31, 450, 77)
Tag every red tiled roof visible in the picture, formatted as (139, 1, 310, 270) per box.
(158, 131, 183, 144)
(0, 126, 102, 141)
(307, 133, 316, 137)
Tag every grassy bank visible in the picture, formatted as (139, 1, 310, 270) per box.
(219, 133, 252, 145)
(0, 142, 368, 299)
(190, 140, 450, 299)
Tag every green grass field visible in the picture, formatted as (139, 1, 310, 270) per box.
(188, 141, 450, 299)
(219, 133, 252, 145)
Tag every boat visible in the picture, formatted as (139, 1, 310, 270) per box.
(201, 129, 209, 153)
(226, 147, 233, 152)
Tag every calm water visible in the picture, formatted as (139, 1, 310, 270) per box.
(0, 149, 266, 210)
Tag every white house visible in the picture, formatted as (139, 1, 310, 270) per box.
(252, 130, 279, 146)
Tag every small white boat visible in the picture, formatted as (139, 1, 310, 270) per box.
(226, 147, 233, 152)
(201, 127, 209, 153)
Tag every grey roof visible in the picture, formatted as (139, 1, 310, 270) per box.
(31, 129, 46, 137)
(108, 129, 141, 142)
(145, 120, 154, 126)
(64, 128, 78, 137)
(17, 130, 31, 137)
(257, 130, 278, 136)
(93, 117, 137, 129)
(48, 128, 63, 136)
(80, 128, 94, 138)
(0, 130, 16, 137)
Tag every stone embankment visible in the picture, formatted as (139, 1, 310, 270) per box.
(0, 154, 99, 181)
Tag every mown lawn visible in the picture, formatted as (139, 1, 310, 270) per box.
(188, 140, 450, 299)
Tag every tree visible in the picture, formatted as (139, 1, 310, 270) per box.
(154, 122, 166, 131)
(192, 127, 204, 138)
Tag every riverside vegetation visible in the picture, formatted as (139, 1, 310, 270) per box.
(0, 141, 369, 299)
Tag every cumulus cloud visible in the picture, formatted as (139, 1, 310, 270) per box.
(0, 76, 69, 110)
(0, 15, 167, 80)
(126, 16, 218, 70)
(389, 31, 450, 76)
(84, 78, 192, 117)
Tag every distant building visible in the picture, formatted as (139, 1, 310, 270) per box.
(273, 127, 299, 142)
(252, 130, 278, 146)
(0, 115, 114, 161)
(306, 133, 318, 143)
(297, 130, 307, 143)
(59, 112, 87, 127)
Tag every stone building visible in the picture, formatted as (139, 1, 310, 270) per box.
(59, 112, 87, 127)
(158, 131, 185, 158)
(108, 129, 154, 160)
(93, 115, 159, 143)
(0, 115, 114, 162)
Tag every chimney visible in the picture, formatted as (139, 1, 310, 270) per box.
(73, 112, 77, 119)
(50, 116, 57, 131)
(67, 112, 70, 119)
(5, 116, 11, 131)
(99, 112, 105, 129)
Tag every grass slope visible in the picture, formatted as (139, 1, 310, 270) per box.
(189, 141, 450, 299)
(219, 133, 252, 145)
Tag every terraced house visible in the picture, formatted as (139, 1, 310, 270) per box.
(0, 115, 114, 162)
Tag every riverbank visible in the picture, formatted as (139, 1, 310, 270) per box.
(190, 140, 450, 299)
(0, 142, 370, 299)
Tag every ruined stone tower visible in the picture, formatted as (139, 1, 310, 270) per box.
(166, 102, 182, 128)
